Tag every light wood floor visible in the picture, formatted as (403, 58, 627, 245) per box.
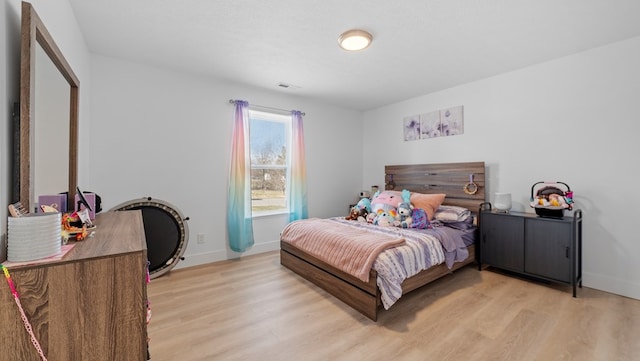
(147, 251, 640, 361)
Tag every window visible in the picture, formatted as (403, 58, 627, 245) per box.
(249, 110, 291, 214)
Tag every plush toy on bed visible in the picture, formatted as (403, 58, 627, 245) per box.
(395, 190, 430, 229)
(345, 198, 371, 222)
(345, 207, 362, 221)
(370, 190, 402, 214)
(397, 189, 414, 228)
(410, 208, 429, 229)
(373, 210, 398, 227)
(356, 198, 371, 213)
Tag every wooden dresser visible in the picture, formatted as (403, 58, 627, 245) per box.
(0, 211, 148, 361)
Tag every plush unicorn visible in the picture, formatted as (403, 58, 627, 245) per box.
(373, 210, 397, 227)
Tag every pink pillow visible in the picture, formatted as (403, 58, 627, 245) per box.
(410, 193, 446, 220)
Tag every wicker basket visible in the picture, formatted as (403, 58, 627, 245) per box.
(530, 181, 573, 218)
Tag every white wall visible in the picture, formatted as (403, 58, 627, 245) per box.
(4, 0, 638, 302)
(363, 36, 640, 300)
(1, 0, 91, 260)
(88, 54, 362, 267)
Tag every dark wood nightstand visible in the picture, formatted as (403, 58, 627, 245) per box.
(479, 203, 583, 296)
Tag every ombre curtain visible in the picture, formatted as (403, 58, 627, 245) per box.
(227, 100, 254, 252)
(288, 110, 308, 221)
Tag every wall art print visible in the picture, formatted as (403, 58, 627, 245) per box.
(403, 105, 464, 141)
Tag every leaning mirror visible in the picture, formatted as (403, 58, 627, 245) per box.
(20, 1, 79, 212)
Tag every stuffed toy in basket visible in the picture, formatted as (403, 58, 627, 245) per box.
(530, 181, 573, 218)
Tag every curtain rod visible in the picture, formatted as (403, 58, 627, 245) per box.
(228, 99, 305, 116)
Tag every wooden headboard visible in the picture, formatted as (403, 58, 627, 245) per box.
(384, 161, 486, 212)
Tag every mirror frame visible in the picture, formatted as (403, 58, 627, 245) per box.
(20, 2, 79, 212)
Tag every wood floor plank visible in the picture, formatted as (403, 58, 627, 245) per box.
(147, 251, 640, 361)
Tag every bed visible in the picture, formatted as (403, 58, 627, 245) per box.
(280, 161, 486, 321)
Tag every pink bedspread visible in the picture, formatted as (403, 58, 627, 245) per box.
(280, 218, 406, 282)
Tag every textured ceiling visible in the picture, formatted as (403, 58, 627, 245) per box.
(68, 0, 640, 111)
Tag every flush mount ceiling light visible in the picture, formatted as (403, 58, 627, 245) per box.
(338, 29, 373, 51)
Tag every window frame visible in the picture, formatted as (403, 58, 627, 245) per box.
(248, 110, 292, 216)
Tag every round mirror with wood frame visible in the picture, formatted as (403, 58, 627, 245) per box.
(20, 1, 79, 213)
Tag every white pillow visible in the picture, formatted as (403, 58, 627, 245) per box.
(433, 205, 472, 223)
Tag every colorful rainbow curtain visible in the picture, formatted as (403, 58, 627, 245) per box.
(288, 110, 308, 221)
(227, 100, 254, 252)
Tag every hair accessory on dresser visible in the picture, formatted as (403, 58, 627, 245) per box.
(1, 265, 48, 361)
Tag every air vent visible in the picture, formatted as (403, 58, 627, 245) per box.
(277, 82, 301, 89)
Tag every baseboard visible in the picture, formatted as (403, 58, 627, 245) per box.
(173, 239, 281, 270)
(584, 271, 640, 300)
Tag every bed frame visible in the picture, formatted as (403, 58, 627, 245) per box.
(280, 161, 486, 321)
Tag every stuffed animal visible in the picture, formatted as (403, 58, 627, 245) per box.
(355, 198, 371, 213)
(370, 190, 402, 214)
(388, 208, 401, 226)
(533, 193, 569, 208)
(345, 207, 361, 221)
(373, 210, 396, 227)
(397, 189, 414, 228)
(410, 208, 429, 229)
(548, 193, 568, 208)
(345, 197, 372, 221)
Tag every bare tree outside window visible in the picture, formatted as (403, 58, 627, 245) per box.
(249, 111, 291, 213)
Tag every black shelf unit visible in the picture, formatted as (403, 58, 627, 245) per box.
(478, 203, 583, 296)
